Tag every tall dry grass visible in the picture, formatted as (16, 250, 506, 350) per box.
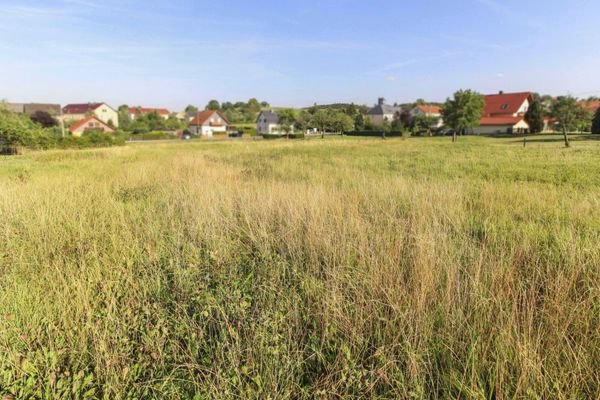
(0, 137, 599, 398)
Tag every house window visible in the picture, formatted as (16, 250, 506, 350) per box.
(500, 104, 509, 110)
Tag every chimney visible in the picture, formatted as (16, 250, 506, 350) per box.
(378, 97, 385, 106)
(499, 90, 504, 95)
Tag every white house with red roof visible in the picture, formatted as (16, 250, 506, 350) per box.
(189, 110, 229, 136)
(62, 102, 119, 128)
(68, 116, 115, 137)
(473, 91, 532, 134)
(410, 104, 444, 128)
(129, 107, 170, 120)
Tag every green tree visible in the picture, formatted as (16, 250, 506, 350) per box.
(331, 111, 354, 133)
(311, 109, 331, 138)
(247, 98, 261, 113)
(411, 113, 438, 135)
(206, 100, 220, 111)
(354, 114, 365, 131)
(391, 112, 404, 131)
(278, 109, 296, 138)
(117, 105, 132, 131)
(294, 110, 312, 133)
(185, 105, 198, 114)
(525, 96, 545, 133)
(592, 107, 600, 134)
(442, 89, 485, 143)
(551, 96, 584, 147)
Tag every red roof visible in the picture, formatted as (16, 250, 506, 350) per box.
(483, 92, 532, 116)
(69, 116, 112, 133)
(416, 104, 442, 114)
(63, 103, 104, 114)
(129, 107, 170, 116)
(479, 116, 525, 126)
(189, 110, 229, 126)
(579, 101, 600, 112)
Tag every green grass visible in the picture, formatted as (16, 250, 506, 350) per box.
(0, 135, 599, 398)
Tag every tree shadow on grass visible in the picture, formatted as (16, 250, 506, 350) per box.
(485, 134, 600, 144)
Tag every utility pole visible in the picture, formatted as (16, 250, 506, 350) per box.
(59, 105, 65, 138)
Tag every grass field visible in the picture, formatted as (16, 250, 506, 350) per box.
(0, 135, 599, 398)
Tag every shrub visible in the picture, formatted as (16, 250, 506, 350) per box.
(0, 107, 54, 150)
(132, 131, 177, 141)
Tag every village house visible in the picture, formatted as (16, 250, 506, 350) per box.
(62, 103, 119, 128)
(189, 110, 229, 137)
(68, 116, 115, 137)
(366, 98, 402, 125)
(410, 104, 444, 128)
(129, 107, 170, 120)
(256, 110, 283, 135)
(473, 91, 532, 134)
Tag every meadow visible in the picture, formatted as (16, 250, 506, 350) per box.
(0, 135, 598, 399)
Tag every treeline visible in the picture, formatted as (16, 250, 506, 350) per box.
(187, 99, 270, 124)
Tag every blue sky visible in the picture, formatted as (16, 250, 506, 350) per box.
(1, 0, 599, 110)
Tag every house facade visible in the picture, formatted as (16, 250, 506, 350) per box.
(256, 110, 282, 135)
(473, 91, 532, 134)
(69, 116, 115, 137)
(410, 104, 443, 128)
(189, 110, 229, 136)
(129, 107, 170, 120)
(62, 103, 119, 128)
(366, 98, 402, 125)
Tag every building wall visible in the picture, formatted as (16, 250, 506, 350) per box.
(62, 113, 87, 122)
(473, 120, 530, 134)
(93, 104, 119, 128)
(369, 114, 394, 125)
(515, 99, 530, 116)
(257, 120, 281, 135)
(130, 111, 170, 120)
(24, 103, 61, 116)
(257, 117, 272, 135)
(5, 103, 25, 113)
(71, 120, 115, 137)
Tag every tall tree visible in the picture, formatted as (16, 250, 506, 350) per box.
(442, 89, 485, 143)
(331, 112, 354, 133)
(592, 107, 600, 134)
(247, 98, 261, 113)
(206, 100, 220, 110)
(311, 109, 330, 138)
(278, 109, 296, 138)
(354, 113, 365, 131)
(551, 96, 584, 148)
(525, 96, 545, 133)
(117, 105, 132, 131)
(185, 105, 198, 114)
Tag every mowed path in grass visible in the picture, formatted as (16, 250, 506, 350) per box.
(0, 135, 599, 398)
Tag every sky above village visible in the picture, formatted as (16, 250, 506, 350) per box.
(1, 0, 599, 110)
